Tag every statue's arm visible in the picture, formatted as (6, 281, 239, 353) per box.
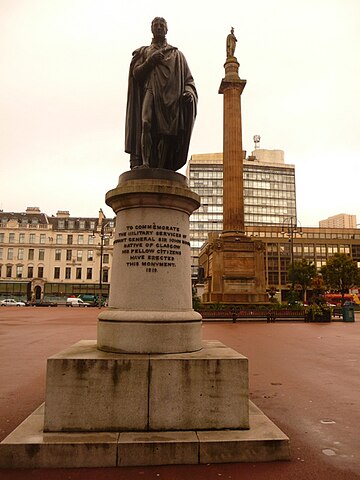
(133, 49, 164, 81)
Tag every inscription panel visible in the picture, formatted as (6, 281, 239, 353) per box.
(114, 223, 190, 273)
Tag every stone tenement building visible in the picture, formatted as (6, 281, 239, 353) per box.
(0, 207, 115, 301)
(1, 207, 360, 302)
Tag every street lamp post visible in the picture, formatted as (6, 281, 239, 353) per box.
(281, 216, 302, 296)
(95, 221, 112, 309)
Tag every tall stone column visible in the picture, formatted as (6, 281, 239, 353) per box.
(219, 57, 246, 233)
(199, 34, 268, 305)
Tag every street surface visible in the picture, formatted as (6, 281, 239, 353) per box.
(0, 307, 360, 480)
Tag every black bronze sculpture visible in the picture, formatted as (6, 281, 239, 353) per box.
(125, 17, 197, 171)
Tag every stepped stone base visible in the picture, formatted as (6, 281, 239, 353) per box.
(0, 402, 290, 468)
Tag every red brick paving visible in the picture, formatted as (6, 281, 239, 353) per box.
(0, 307, 360, 479)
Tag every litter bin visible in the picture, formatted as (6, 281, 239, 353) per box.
(342, 306, 355, 322)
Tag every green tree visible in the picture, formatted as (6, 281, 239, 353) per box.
(321, 253, 360, 304)
(289, 258, 317, 302)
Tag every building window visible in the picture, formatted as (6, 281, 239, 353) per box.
(79, 221, 85, 229)
(65, 267, 71, 279)
(28, 248, 34, 260)
(58, 220, 65, 229)
(27, 266, 33, 278)
(16, 266, 23, 278)
(17, 248, 24, 260)
(55, 249, 61, 261)
(40, 234, 46, 244)
(76, 267, 82, 279)
(68, 220, 75, 229)
(67, 235, 73, 245)
(54, 267, 60, 279)
(0, 233, 4, 243)
(9, 233, 15, 243)
(19, 233, 25, 243)
(7, 248, 14, 260)
(88, 235, 94, 245)
(88, 250, 94, 261)
(86, 268, 92, 280)
(39, 249, 45, 261)
(66, 249, 72, 261)
(56, 234, 62, 244)
(78, 235, 84, 245)
(0, 247, 2, 260)
(77, 250, 83, 261)
(103, 253, 109, 264)
(90, 221, 95, 230)
(29, 234, 36, 244)
(6, 265, 12, 278)
(102, 269, 109, 283)
(38, 266, 44, 278)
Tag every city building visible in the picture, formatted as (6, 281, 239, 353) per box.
(319, 213, 357, 229)
(1, 206, 360, 303)
(0, 207, 115, 302)
(245, 224, 360, 301)
(186, 149, 297, 277)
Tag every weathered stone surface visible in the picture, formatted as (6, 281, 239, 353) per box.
(43, 340, 248, 433)
(0, 401, 290, 468)
(198, 403, 291, 463)
(149, 340, 249, 430)
(118, 431, 198, 466)
(0, 405, 118, 468)
(44, 341, 149, 432)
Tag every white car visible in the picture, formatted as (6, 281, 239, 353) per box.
(66, 298, 90, 307)
(0, 298, 26, 307)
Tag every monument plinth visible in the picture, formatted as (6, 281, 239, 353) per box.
(98, 169, 202, 354)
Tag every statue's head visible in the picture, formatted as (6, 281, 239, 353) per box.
(151, 17, 168, 38)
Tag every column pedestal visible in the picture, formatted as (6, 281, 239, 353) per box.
(98, 169, 202, 354)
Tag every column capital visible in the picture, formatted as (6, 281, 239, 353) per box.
(219, 78, 247, 95)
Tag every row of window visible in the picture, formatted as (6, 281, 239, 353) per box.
(243, 189, 295, 199)
(0, 265, 109, 282)
(0, 248, 110, 263)
(0, 232, 111, 246)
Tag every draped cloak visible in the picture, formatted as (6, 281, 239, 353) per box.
(125, 43, 197, 171)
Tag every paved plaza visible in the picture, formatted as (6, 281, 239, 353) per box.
(0, 307, 359, 480)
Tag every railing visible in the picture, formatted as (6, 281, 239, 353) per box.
(198, 309, 306, 321)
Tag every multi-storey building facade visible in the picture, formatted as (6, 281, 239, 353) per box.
(245, 224, 360, 300)
(0, 207, 115, 301)
(186, 150, 297, 276)
(319, 213, 357, 229)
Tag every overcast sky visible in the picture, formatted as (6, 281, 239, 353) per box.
(1, 0, 359, 227)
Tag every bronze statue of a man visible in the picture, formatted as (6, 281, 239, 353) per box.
(125, 17, 198, 171)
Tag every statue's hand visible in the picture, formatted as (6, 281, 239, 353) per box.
(148, 50, 164, 65)
(182, 91, 193, 104)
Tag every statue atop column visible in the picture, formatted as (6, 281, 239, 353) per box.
(125, 17, 198, 171)
(226, 27, 237, 58)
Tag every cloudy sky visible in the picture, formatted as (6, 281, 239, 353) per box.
(1, 0, 359, 226)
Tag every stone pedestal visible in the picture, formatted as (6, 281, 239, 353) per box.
(98, 169, 202, 354)
(199, 232, 269, 304)
(43, 340, 249, 432)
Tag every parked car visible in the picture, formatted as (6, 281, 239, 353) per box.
(32, 300, 58, 307)
(0, 298, 26, 307)
(66, 298, 90, 307)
